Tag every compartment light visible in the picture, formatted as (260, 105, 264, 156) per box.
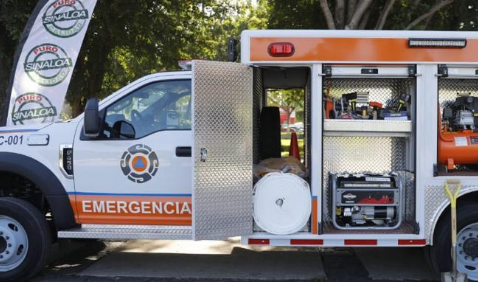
(268, 42, 295, 57)
(408, 38, 467, 48)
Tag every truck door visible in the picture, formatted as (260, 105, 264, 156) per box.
(192, 60, 253, 240)
(72, 76, 193, 226)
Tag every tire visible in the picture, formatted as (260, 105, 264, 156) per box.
(0, 198, 51, 282)
(430, 203, 478, 281)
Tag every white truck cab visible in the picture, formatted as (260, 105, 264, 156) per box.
(3, 30, 478, 281)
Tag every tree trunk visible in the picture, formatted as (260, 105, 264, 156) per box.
(319, 0, 336, 29)
(375, 0, 396, 30)
(334, 0, 346, 29)
(346, 0, 357, 23)
(346, 0, 373, 30)
(405, 0, 454, 30)
(358, 8, 371, 29)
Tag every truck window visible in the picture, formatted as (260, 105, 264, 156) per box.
(102, 79, 191, 139)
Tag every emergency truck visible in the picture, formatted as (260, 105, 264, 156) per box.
(2, 30, 478, 281)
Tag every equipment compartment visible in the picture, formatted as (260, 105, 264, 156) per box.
(437, 75, 478, 175)
(252, 67, 313, 235)
(322, 68, 417, 234)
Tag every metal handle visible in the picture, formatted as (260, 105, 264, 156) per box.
(200, 148, 207, 162)
(444, 180, 461, 209)
(176, 147, 191, 157)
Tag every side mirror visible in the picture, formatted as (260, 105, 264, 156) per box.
(113, 121, 135, 139)
(84, 98, 100, 137)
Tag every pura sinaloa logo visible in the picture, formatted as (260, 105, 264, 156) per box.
(23, 44, 72, 86)
(11, 93, 57, 125)
(42, 0, 89, 38)
(121, 144, 159, 184)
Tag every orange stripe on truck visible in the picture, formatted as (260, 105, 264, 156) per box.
(69, 194, 192, 226)
(250, 37, 478, 62)
(312, 197, 318, 234)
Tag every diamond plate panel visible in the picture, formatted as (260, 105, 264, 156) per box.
(58, 225, 192, 240)
(397, 170, 416, 222)
(253, 68, 263, 164)
(322, 136, 408, 220)
(425, 185, 476, 241)
(192, 61, 253, 240)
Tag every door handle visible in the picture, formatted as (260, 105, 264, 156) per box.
(176, 147, 191, 157)
(200, 148, 207, 162)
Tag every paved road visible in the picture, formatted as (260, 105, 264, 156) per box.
(29, 239, 440, 282)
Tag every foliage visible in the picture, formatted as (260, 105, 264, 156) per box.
(66, 0, 269, 117)
(0, 0, 37, 116)
(1, 0, 478, 121)
(268, 0, 478, 31)
(267, 88, 304, 129)
(0, 0, 269, 119)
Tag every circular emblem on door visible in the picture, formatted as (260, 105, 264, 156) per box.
(120, 144, 159, 183)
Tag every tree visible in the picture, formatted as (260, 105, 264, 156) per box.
(0, 0, 269, 119)
(267, 89, 304, 130)
(0, 0, 36, 114)
(65, 0, 269, 117)
(268, 0, 473, 31)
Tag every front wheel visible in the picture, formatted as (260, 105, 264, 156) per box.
(430, 203, 478, 281)
(0, 198, 51, 282)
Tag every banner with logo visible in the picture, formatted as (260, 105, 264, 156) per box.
(4, 0, 97, 126)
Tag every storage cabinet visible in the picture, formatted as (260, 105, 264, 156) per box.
(321, 66, 416, 233)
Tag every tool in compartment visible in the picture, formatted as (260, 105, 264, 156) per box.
(369, 101, 382, 120)
(323, 82, 337, 119)
(439, 93, 478, 171)
(341, 91, 369, 114)
(330, 173, 402, 230)
(397, 94, 411, 113)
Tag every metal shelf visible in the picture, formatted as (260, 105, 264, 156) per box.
(323, 119, 412, 137)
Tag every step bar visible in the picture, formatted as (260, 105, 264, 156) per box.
(58, 224, 192, 240)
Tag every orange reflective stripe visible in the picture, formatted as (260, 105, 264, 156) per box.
(69, 195, 192, 226)
(250, 37, 478, 62)
(312, 197, 318, 234)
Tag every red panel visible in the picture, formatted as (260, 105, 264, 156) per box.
(291, 239, 323, 245)
(398, 239, 427, 246)
(344, 239, 377, 246)
(248, 239, 270, 245)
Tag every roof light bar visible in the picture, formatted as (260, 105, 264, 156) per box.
(408, 38, 467, 48)
(268, 42, 295, 57)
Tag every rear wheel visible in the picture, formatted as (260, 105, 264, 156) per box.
(0, 198, 51, 282)
(430, 203, 478, 281)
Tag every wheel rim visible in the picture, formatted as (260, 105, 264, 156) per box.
(0, 216, 28, 272)
(457, 222, 478, 280)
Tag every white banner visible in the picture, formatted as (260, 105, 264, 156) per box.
(5, 0, 97, 126)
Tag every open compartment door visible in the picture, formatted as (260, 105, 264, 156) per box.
(192, 60, 253, 240)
